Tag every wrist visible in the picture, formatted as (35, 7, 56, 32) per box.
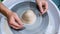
(0, 3, 13, 18)
(6, 11, 13, 18)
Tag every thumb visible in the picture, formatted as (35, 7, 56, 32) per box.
(13, 13, 24, 26)
(38, 2, 44, 14)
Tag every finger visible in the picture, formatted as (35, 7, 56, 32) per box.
(14, 15, 23, 26)
(10, 23, 24, 29)
(14, 16, 24, 29)
(38, 2, 44, 14)
(42, 2, 48, 14)
(44, 2, 48, 12)
(10, 24, 20, 29)
(9, 18, 20, 27)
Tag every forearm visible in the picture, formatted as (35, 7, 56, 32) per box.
(0, 3, 12, 18)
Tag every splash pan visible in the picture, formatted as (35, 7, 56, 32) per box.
(0, 0, 60, 34)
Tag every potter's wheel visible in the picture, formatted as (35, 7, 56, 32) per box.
(10, 1, 49, 34)
(0, 0, 60, 34)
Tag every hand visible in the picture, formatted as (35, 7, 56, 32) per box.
(7, 12, 24, 29)
(36, 0, 48, 14)
(0, 3, 24, 29)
